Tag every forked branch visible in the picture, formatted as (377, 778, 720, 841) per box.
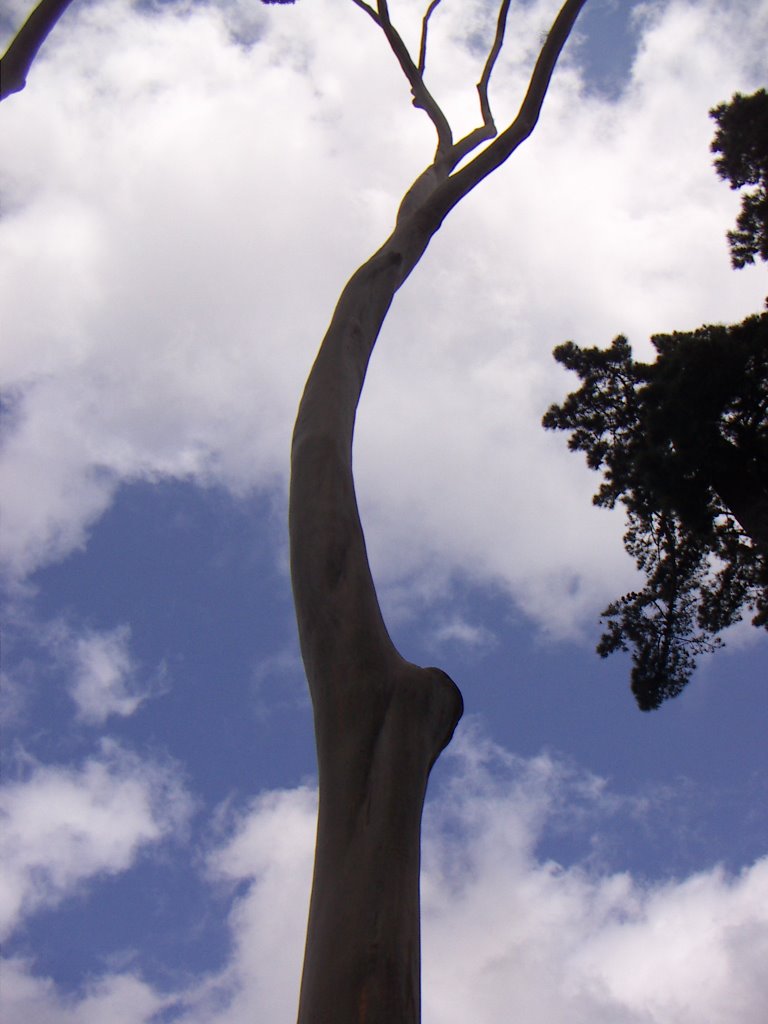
(441, 0, 516, 167)
(353, 0, 512, 164)
(376, 0, 453, 152)
(349, 0, 382, 22)
(426, 0, 588, 224)
(354, 0, 585, 202)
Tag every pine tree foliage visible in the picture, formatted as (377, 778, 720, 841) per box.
(710, 88, 768, 270)
(544, 318, 767, 710)
(544, 90, 768, 711)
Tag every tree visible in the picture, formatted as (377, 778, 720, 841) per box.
(543, 91, 768, 713)
(710, 87, 768, 270)
(289, 3, 587, 1018)
(2, 0, 589, 1020)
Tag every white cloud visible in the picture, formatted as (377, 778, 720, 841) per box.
(0, 960, 169, 1024)
(430, 614, 497, 649)
(0, 740, 193, 939)
(421, 731, 768, 1023)
(197, 785, 318, 1022)
(1, 0, 766, 628)
(2, 608, 165, 724)
(2, 731, 766, 1023)
(68, 624, 159, 723)
(567, 863, 768, 1022)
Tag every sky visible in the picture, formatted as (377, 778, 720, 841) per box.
(1, 0, 767, 1021)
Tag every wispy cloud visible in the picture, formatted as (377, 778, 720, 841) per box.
(68, 625, 164, 724)
(0, 740, 193, 939)
(431, 615, 497, 650)
(2, 607, 166, 725)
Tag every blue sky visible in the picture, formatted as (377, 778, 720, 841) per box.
(1, 1, 767, 1021)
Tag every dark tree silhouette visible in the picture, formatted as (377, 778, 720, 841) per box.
(544, 318, 768, 710)
(544, 91, 768, 712)
(0, 0, 75, 101)
(711, 88, 768, 270)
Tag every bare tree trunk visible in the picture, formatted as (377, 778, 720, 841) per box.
(287, 1, 588, 1019)
(290, 225, 464, 1023)
(2, 0, 586, 1016)
(0, 0, 587, 1011)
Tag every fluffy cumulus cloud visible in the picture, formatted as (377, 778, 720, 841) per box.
(421, 733, 768, 1023)
(1, 609, 165, 726)
(0, 740, 193, 939)
(2, 731, 767, 1023)
(2, 0, 765, 633)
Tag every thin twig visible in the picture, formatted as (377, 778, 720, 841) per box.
(425, 0, 524, 175)
(477, 0, 513, 128)
(426, 0, 589, 222)
(374, 0, 453, 154)
(418, 0, 444, 75)
(349, 0, 381, 26)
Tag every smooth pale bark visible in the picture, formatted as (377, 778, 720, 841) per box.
(291, 225, 464, 1023)
(290, 4, 588, 1020)
(2, 0, 587, 1016)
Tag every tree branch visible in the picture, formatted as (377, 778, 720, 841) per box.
(436, 0, 514, 170)
(477, 0, 512, 129)
(374, 0, 453, 154)
(349, 0, 382, 25)
(425, 0, 588, 225)
(401, 0, 584, 204)
(417, 0, 443, 75)
(0, 0, 75, 101)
